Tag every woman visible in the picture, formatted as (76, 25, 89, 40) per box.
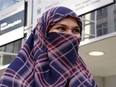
(0, 6, 97, 87)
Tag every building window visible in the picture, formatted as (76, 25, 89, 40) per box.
(114, 9, 116, 14)
(97, 7, 108, 19)
(13, 39, 22, 53)
(0, 39, 22, 65)
(97, 22, 108, 37)
(5, 43, 14, 53)
(0, 39, 22, 53)
(81, 12, 96, 40)
(114, 19, 116, 31)
(0, 46, 5, 52)
(0, 0, 22, 11)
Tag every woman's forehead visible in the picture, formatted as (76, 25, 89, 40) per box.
(54, 17, 80, 26)
(41, 7, 82, 34)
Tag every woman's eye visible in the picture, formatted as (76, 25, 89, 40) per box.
(56, 27, 65, 31)
(72, 29, 80, 34)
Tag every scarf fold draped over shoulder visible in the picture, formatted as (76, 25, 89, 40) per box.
(0, 6, 97, 87)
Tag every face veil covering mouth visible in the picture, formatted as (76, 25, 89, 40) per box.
(0, 7, 97, 87)
(47, 32, 80, 66)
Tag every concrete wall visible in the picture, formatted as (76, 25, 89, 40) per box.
(94, 75, 116, 87)
(94, 77, 104, 87)
(104, 75, 116, 87)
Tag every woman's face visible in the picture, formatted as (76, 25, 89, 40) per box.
(49, 17, 81, 38)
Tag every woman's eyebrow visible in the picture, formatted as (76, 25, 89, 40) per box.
(55, 24, 67, 27)
(74, 26, 80, 29)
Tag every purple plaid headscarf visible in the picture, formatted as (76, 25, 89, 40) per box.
(0, 7, 97, 87)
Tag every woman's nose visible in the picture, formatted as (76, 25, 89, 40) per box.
(65, 30, 72, 34)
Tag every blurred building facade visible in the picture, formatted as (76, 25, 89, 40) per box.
(0, 0, 116, 87)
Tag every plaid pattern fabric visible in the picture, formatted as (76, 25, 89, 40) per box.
(0, 7, 97, 87)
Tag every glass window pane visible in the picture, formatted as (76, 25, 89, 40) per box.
(2, 54, 15, 65)
(97, 29, 102, 36)
(0, 0, 22, 11)
(0, 0, 14, 11)
(5, 43, 14, 53)
(97, 22, 108, 37)
(114, 19, 116, 31)
(0, 46, 5, 52)
(13, 39, 22, 53)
